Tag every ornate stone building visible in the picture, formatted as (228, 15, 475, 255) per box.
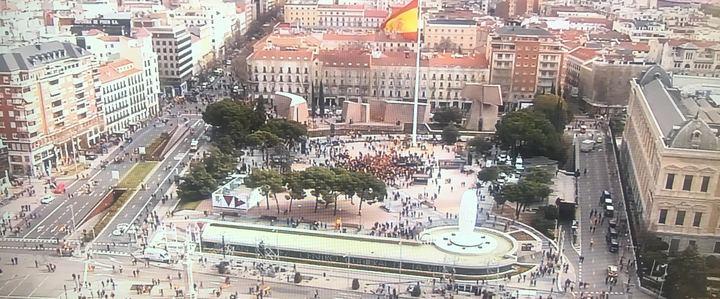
(622, 65, 720, 254)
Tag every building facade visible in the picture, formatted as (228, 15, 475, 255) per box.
(424, 19, 479, 53)
(488, 26, 563, 105)
(654, 40, 720, 77)
(0, 42, 102, 175)
(146, 25, 194, 95)
(99, 59, 155, 135)
(621, 65, 720, 254)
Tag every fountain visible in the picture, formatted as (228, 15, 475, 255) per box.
(430, 189, 501, 255)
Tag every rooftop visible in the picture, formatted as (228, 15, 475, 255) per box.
(0, 42, 90, 72)
(248, 49, 315, 61)
(568, 47, 600, 61)
(426, 19, 478, 26)
(635, 65, 720, 150)
(317, 50, 371, 68)
(496, 26, 552, 36)
(99, 59, 142, 83)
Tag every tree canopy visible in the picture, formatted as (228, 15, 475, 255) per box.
(260, 118, 308, 147)
(177, 163, 218, 201)
(433, 107, 463, 126)
(495, 109, 566, 162)
(532, 94, 573, 131)
(664, 247, 708, 299)
(203, 149, 237, 180)
(441, 125, 460, 145)
(203, 99, 266, 150)
(467, 136, 493, 155)
(245, 169, 285, 213)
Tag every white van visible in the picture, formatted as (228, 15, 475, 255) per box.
(134, 248, 171, 263)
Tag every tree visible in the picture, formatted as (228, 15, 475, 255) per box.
(351, 278, 360, 290)
(664, 247, 707, 299)
(432, 107, 463, 125)
(245, 169, 285, 214)
(283, 171, 306, 213)
(499, 179, 551, 219)
(260, 118, 308, 148)
(530, 205, 558, 238)
(441, 125, 460, 145)
(310, 83, 317, 117)
(523, 168, 553, 185)
(293, 272, 302, 283)
(303, 167, 334, 213)
(533, 94, 573, 132)
(354, 172, 386, 215)
(435, 38, 458, 53)
(318, 82, 326, 117)
(495, 109, 566, 163)
(248, 130, 281, 162)
(203, 149, 236, 180)
(477, 167, 498, 185)
(203, 100, 265, 149)
(177, 163, 218, 201)
(467, 136, 493, 155)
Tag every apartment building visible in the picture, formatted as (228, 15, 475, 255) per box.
(424, 19, 479, 53)
(621, 65, 720, 254)
(0, 42, 102, 176)
(145, 25, 194, 95)
(494, 0, 543, 19)
(246, 49, 316, 99)
(168, 1, 237, 57)
(612, 19, 671, 42)
(77, 28, 160, 118)
(99, 59, 153, 135)
(652, 39, 720, 77)
(284, 2, 387, 29)
(488, 26, 563, 105)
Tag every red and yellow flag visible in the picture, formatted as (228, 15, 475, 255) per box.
(381, 0, 419, 40)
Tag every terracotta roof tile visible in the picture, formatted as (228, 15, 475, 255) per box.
(318, 50, 371, 67)
(617, 41, 650, 52)
(568, 47, 599, 61)
(667, 39, 719, 48)
(99, 59, 141, 83)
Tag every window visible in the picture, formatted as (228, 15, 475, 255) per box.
(658, 209, 668, 224)
(701, 176, 710, 192)
(676, 211, 686, 226)
(689, 240, 696, 249)
(670, 239, 680, 252)
(683, 175, 694, 191)
(665, 174, 675, 189)
(693, 212, 703, 227)
(714, 242, 720, 254)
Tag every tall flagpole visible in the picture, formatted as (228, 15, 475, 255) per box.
(411, 0, 422, 146)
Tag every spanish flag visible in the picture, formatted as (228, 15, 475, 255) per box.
(381, 0, 419, 41)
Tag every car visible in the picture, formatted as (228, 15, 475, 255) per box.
(604, 205, 615, 217)
(608, 238, 619, 253)
(607, 265, 618, 277)
(40, 195, 55, 204)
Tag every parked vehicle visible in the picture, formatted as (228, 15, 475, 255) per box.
(604, 204, 615, 217)
(133, 248, 171, 263)
(40, 195, 55, 204)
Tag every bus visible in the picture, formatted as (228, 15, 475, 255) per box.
(190, 139, 199, 152)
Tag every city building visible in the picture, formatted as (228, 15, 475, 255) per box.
(651, 39, 720, 77)
(75, 28, 161, 131)
(424, 19, 479, 53)
(246, 49, 316, 100)
(621, 65, 720, 254)
(98, 59, 154, 136)
(488, 26, 564, 106)
(494, 0, 543, 19)
(284, 2, 387, 29)
(612, 19, 671, 42)
(0, 42, 102, 176)
(144, 24, 194, 95)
